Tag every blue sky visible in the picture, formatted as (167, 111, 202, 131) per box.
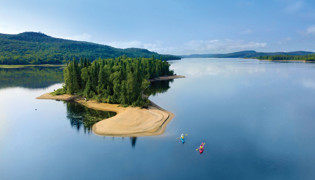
(1, 0, 315, 55)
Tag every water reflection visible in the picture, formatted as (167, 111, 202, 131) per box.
(0, 67, 63, 89)
(130, 137, 137, 148)
(145, 80, 173, 96)
(66, 102, 116, 133)
(172, 58, 266, 77)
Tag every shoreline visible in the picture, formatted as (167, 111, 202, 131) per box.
(149, 75, 185, 82)
(36, 74, 184, 137)
(37, 93, 174, 137)
(252, 59, 314, 63)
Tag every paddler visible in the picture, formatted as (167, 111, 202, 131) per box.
(200, 143, 204, 149)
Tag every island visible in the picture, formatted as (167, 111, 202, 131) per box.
(37, 56, 184, 136)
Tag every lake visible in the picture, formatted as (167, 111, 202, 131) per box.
(1, 58, 315, 180)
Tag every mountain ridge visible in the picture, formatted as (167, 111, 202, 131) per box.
(181, 50, 315, 58)
(0, 32, 180, 65)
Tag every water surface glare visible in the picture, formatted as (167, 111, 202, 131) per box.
(1, 58, 315, 180)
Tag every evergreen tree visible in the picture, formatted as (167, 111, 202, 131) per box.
(63, 56, 175, 106)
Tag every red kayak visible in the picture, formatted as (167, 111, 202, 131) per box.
(198, 142, 205, 154)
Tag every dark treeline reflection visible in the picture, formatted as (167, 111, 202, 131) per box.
(145, 80, 173, 96)
(66, 102, 116, 133)
(0, 67, 63, 89)
(106, 137, 138, 148)
(130, 137, 137, 148)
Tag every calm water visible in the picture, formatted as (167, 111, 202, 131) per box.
(1, 59, 315, 180)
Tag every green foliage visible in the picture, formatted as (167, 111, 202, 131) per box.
(255, 54, 315, 61)
(63, 56, 174, 107)
(50, 88, 66, 96)
(0, 32, 181, 65)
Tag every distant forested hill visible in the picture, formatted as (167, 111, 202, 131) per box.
(0, 32, 180, 65)
(255, 54, 315, 61)
(182, 50, 315, 58)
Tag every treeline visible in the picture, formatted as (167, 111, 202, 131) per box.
(0, 32, 181, 65)
(256, 54, 315, 61)
(58, 56, 174, 106)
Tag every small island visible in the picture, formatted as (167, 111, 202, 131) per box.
(37, 56, 184, 136)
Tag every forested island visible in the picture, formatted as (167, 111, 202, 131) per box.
(37, 56, 183, 136)
(54, 56, 175, 107)
(0, 32, 180, 65)
(254, 54, 315, 61)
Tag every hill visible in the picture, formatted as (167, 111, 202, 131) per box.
(181, 50, 315, 58)
(0, 32, 180, 65)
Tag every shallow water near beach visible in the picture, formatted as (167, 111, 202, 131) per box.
(1, 58, 315, 180)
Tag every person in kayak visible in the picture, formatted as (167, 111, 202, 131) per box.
(196, 142, 206, 152)
(200, 143, 204, 149)
(177, 133, 188, 143)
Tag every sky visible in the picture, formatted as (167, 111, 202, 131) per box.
(1, 0, 315, 55)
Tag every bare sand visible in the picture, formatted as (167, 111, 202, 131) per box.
(37, 93, 79, 101)
(37, 93, 174, 137)
(149, 75, 185, 82)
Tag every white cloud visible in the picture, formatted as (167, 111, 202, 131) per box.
(181, 39, 267, 54)
(103, 39, 267, 55)
(105, 40, 176, 54)
(277, 37, 292, 44)
(283, 1, 304, 13)
(64, 33, 91, 41)
(240, 29, 253, 35)
(306, 25, 315, 35)
(107, 41, 143, 49)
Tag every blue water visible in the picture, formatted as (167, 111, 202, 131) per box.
(1, 58, 315, 179)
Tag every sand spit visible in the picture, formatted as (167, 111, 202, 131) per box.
(37, 75, 185, 136)
(36, 93, 174, 137)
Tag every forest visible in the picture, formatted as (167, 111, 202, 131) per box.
(0, 32, 181, 65)
(56, 56, 174, 107)
(255, 54, 315, 61)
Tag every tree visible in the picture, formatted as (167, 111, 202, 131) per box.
(63, 56, 174, 106)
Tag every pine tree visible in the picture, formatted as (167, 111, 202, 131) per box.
(63, 56, 174, 106)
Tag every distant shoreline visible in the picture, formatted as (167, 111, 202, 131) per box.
(253, 59, 314, 63)
(36, 75, 185, 137)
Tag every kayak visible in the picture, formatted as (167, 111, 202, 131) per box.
(180, 137, 185, 144)
(198, 142, 205, 154)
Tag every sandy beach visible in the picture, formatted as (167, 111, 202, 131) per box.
(37, 75, 184, 136)
(37, 93, 174, 137)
